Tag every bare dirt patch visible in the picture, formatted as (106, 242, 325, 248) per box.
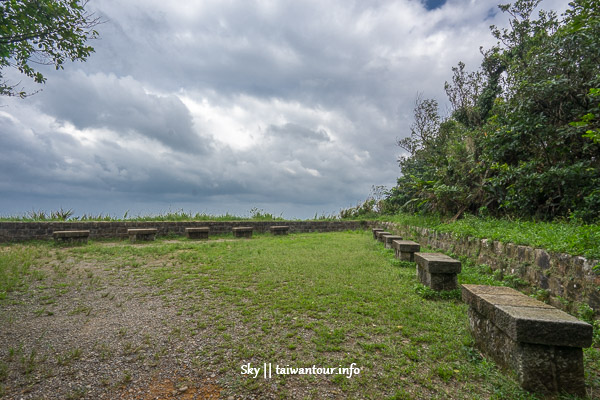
(0, 245, 226, 399)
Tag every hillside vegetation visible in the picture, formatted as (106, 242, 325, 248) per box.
(384, 0, 600, 223)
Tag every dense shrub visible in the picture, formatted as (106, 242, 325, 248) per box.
(385, 0, 600, 222)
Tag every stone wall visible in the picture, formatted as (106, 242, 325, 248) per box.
(378, 222, 600, 313)
(0, 220, 370, 242)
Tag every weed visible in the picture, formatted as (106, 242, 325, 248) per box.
(313, 327, 346, 352)
(56, 348, 82, 366)
(435, 364, 456, 382)
(530, 288, 550, 302)
(65, 387, 87, 400)
(68, 303, 91, 316)
(120, 370, 132, 385)
(20, 348, 37, 375)
(413, 284, 461, 301)
(0, 362, 7, 381)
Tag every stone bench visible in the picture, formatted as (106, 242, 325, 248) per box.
(375, 231, 391, 243)
(462, 284, 592, 395)
(372, 228, 384, 240)
(270, 226, 289, 235)
(185, 227, 209, 239)
(381, 234, 402, 249)
(232, 227, 253, 238)
(53, 230, 90, 244)
(128, 228, 157, 242)
(414, 252, 461, 291)
(392, 240, 420, 262)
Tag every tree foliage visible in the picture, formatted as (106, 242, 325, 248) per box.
(0, 0, 100, 97)
(386, 0, 600, 222)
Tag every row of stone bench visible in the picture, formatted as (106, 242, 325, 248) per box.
(373, 228, 461, 291)
(372, 227, 592, 396)
(53, 225, 291, 244)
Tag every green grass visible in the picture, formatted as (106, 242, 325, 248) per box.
(376, 213, 600, 260)
(1, 231, 598, 398)
(0, 245, 46, 300)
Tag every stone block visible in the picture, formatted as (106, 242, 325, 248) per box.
(414, 252, 461, 274)
(415, 252, 461, 291)
(382, 235, 402, 249)
(270, 226, 289, 235)
(53, 230, 90, 244)
(233, 227, 253, 238)
(128, 228, 157, 243)
(534, 249, 551, 270)
(376, 231, 391, 242)
(417, 266, 458, 291)
(462, 284, 592, 396)
(505, 243, 516, 258)
(493, 240, 504, 256)
(185, 227, 209, 239)
(392, 240, 420, 262)
(372, 228, 384, 240)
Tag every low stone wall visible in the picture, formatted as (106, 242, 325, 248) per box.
(0, 220, 369, 242)
(378, 222, 600, 313)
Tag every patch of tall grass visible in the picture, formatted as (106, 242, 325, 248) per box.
(377, 213, 600, 260)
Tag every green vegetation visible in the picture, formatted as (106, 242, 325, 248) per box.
(384, 0, 600, 223)
(0, 207, 290, 222)
(0, 207, 343, 222)
(339, 201, 600, 260)
(378, 213, 600, 260)
(3, 231, 596, 398)
(0, 0, 101, 97)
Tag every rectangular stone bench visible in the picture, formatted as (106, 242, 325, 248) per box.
(232, 227, 253, 238)
(414, 252, 461, 291)
(462, 284, 592, 395)
(53, 230, 90, 244)
(381, 234, 402, 249)
(375, 231, 391, 243)
(128, 228, 157, 242)
(392, 240, 420, 262)
(270, 226, 289, 235)
(185, 227, 209, 239)
(372, 228, 384, 240)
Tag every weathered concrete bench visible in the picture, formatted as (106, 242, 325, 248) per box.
(185, 227, 209, 239)
(232, 227, 253, 238)
(376, 231, 391, 243)
(372, 228, 384, 240)
(128, 228, 157, 242)
(381, 234, 403, 249)
(270, 226, 289, 235)
(392, 240, 420, 262)
(53, 230, 90, 244)
(462, 284, 592, 395)
(414, 252, 461, 291)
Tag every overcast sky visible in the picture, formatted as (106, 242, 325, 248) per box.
(0, 0, 570, 219)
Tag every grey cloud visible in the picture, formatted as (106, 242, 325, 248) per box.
(267, 123, 330, 143)
(34, 71, 210, 154)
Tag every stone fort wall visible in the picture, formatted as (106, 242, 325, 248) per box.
(0, 220, 371, 242)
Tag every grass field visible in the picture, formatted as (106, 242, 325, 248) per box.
(1, 231, 599, 399)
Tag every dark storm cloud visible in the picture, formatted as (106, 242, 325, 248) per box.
(32, 71, 210, 154)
